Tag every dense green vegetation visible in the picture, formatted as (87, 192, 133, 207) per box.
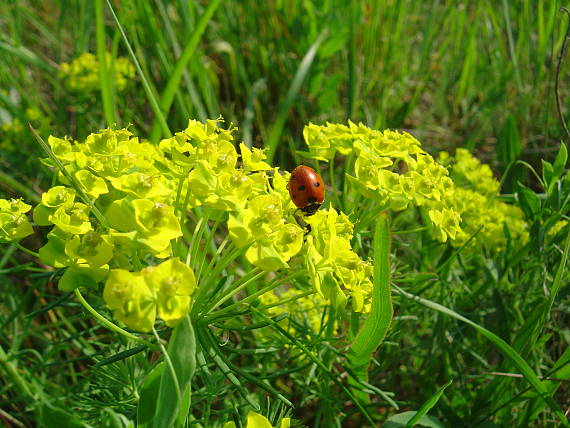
(0, 1, 569, 427)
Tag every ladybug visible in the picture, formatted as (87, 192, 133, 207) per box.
(288, 165, 325, 216)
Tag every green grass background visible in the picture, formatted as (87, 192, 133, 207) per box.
(0, 1, 569, 427)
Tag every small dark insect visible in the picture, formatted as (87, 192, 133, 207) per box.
(287, 165, 325, 216)
(287, 165, 325, 235)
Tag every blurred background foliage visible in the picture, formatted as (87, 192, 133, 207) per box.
(0, 0, 568, 179)
(1, 1, 570, 427)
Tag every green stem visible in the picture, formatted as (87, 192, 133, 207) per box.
(0, 343, 34, 400)
(152, 327, 182, 402)
(393, 226, 429, 235)
(174, 176, 185, 216)
(196, 220, 219, 282)
(15, 242, 39, 258)
(205, 268, 265, 313)
(201, 270, 307, 324)
(74, 288, 153, 347)
(96, 0, 116, 126)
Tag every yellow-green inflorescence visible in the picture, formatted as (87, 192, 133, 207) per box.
(6, 119, 528, 332)
(304, 121, 463, 242)
(223, 411, 290, 428)
(58, 52, 135, 94)
(23, 119, 374, 332)
(303, 121, 527, 250)
(0, 198, 34, 243)
(439, 148, 528, 249)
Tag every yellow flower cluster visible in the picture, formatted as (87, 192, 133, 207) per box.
(0, 198, 33, 243)
(304, 121, 462, 243)
(439, 148, 499, 195)
(305, 207, 373, 312)
(34, 128, 188, 330)
(58, 53, 135, 94)
(104, 258, 195, 331)
(224, 411, 290, 428)
(303, 121, 528, 250)
(439, 149, 528, 249)
(30, 119, 374, 333)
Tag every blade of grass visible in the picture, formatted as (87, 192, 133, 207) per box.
(96, 0, 116, 126)
(393, 285, 568, 426)
(149, 0, 222, 142)
(405, 380, 452, 428)
(547, 217, 570, 313)
(502, 0, 523, 91)
(0, 41, 56, 72)
(0, 169, 41, 204)
(265, 31, 327, 163)
(104, 0, 171, 139)
(347, 0, 357, 119)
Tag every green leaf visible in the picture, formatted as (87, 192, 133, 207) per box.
(405, 380, 452, 427)
(384, 411, 445, 428)
(102, 408, 134, 428)
(137, 362, 165, 428)
(266, 31, 327, 163)
(553, 143, 568, 178)
(153, 317, 196, 428)
(58, 265, 108, 292)
(542, 160, 554, 188)
(348, 212, 392, 400)
(38, 405, 87, 428)
(93, 345, 148, 367)
(522, 346, 570, 424)
(516, 183, 541, 220)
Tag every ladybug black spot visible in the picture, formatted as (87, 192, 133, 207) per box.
(313, 182, 320, 187)
(298, 185, 306, 191)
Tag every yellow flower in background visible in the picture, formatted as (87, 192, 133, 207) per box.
(223, 411, 291, 428)
(439, 150, 528, 250)
(441, 148, 500, 195)
(59, 52, 135, 94)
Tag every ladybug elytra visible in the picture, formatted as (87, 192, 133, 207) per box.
(287, 165, 325, 216)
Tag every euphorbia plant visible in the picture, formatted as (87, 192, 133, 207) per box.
(2, 118, 531, 426)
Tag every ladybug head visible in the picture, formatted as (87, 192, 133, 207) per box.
(301, 203, 321, 216)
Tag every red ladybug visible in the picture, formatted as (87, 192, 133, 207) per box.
(288, 165, 325, 216)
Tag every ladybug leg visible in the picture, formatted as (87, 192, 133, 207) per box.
(293, 211, 312, 236)
(293, 211, 307, 228)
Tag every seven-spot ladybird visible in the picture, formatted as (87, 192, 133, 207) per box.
(288, 165, 325, 216)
